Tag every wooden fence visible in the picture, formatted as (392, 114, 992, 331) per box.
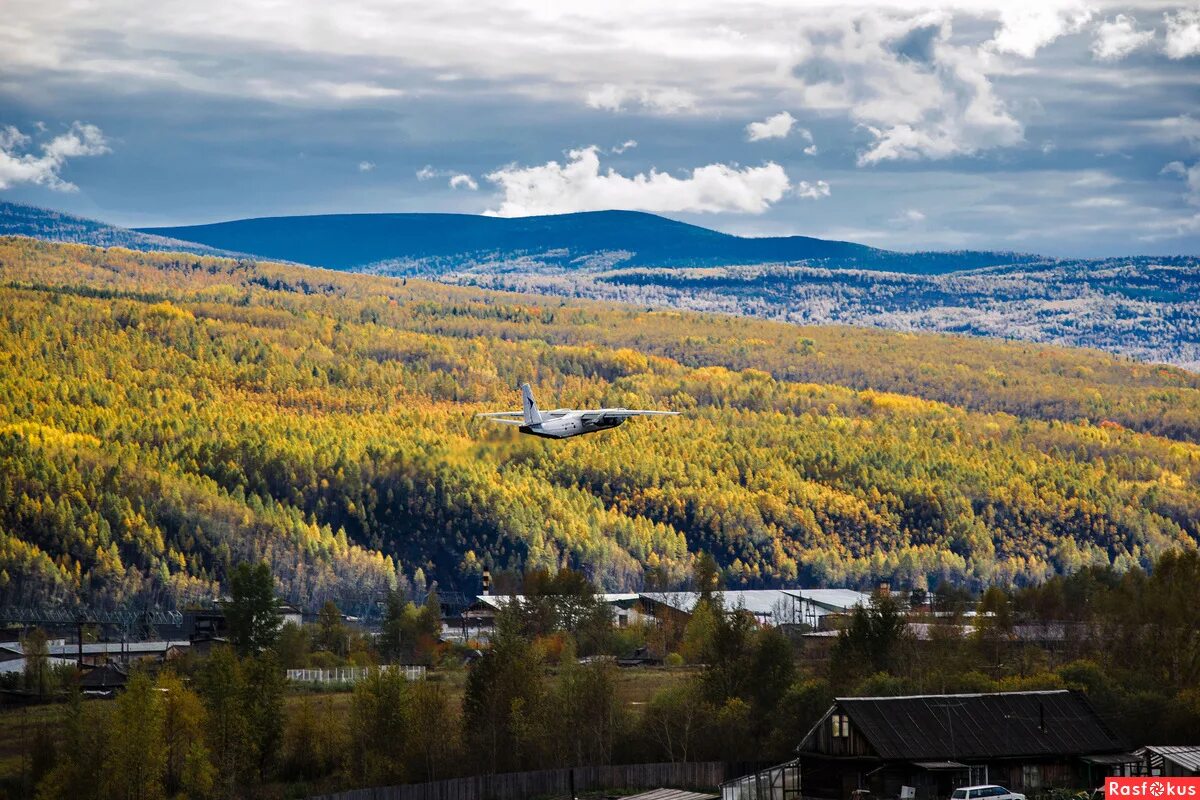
(308, 761, 738, 800)
(286, 666, 426, 685)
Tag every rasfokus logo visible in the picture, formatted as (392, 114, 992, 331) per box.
(1107, 779, 1200, 798)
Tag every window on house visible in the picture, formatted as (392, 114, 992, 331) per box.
(831, 713, 850, 737)
(1023, 766, 1042, 790)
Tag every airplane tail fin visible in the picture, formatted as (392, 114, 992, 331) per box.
(520, 383, 543, 425)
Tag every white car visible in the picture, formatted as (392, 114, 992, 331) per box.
(951, 785, 1027, 800)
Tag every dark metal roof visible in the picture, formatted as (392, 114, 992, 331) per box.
(78, 663, 128, 688)
(835, 690, 1126, 760)
(1081, 754, 1141, 765)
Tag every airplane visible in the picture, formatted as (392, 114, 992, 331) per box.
(477, 383, 680, 439)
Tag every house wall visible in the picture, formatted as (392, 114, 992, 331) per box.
(804, 711, 879, 758)
(799, 758, 1096, 800)
(992, 761, 1076, 791)
(1163, 761, 1199, 778)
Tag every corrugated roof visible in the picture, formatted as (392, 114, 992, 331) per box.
(473, 589, 870, 620)
(473, 593, 639, 609)
(0, 656, 77, 675)
(830, 690, 1126, 760)
(620, 789, 718, 800)
(5, 640, 190, 656)
(783, 589, 872, 612)
(1142, 746, 1200, 772)
(641, 589, 868, 618)
(641, 590, 798, 617)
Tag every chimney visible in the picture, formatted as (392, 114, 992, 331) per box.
(482, 569, 491, 596)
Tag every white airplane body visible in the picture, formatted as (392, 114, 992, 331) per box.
(478, 384, 679, 439)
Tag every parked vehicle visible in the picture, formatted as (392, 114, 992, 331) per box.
(951, 786, 1027, 800)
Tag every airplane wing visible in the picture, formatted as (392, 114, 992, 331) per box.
(580, 410, 681, 422)
(476, 409, 572, 419)
(480, 417, 524, 426)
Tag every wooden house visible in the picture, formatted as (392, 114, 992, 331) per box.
(798, 690, 1136, 800)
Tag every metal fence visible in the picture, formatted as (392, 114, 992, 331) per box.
(308, 761, 733, 800)
(286, 665, 426, 685)
(721, 759, 802, 800)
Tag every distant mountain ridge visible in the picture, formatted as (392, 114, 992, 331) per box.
(0, 201, 231, 257)
(138, 209, 1042, 275)
(3, 201, 1044, 274)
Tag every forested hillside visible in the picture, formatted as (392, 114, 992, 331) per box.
(1, 237, 1198, 609)
(0, 202, 230, 257)
(439, 257, 1200, 370)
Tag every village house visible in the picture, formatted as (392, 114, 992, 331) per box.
(796, 690, 1135, 800)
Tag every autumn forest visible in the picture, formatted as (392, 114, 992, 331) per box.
(1, 237, 1199, 609)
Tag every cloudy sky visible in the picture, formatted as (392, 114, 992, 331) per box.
(1, 0, 1199, 256)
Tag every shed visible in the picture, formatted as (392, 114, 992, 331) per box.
(1136, 746, 1200, 777)
(78, 663, 128, 694)
(798, 690, 1135, 800)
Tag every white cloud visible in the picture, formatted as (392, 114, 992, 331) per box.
(1070, 171, 1121, 188)
(585, 84, 696, 114)
(794, 179, 831, 199)
(1071, 196, 1128, 207)
(484, 146, 791, 217)
(1138, 115, 1200, 147)
(612, 139, 638, 154)
(1163, 160, 1200, 204)
(358, 160, 375, 172)
(988, 1, 1095, 59)
(746, 111, 796, 141)
(316, 81, 402, 100)
(0, 121, 109, 191)
(1136, 212, 1200, 241)
(791, 13, 1023, 167)
(0, 127, 31, 152)
(891, 208, 926, 224)
(1164, 8, 1200, 59)
(1091, 15, 1155, 61)
(799, 128, 818, 156)
(584, 85, 626, 112)
(418, 165, 479, 190)
(240, 78, 404, 104)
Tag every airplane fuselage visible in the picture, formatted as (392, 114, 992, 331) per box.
(478, 384, 678, 439)
(519, 411, 626, 439)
